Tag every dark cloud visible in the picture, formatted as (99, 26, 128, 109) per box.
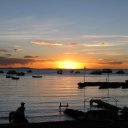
(98, 59, 123, 65)
(13, 48, 22, 52)
(0, 57, 35, 66)
(0, 46, 22, 54)
(69, 43, 77, 45)
(5, 54, 12, 57)
(0, 56, 58, 67)
(0, 48, 9, 52)
(39, 58, 58, 62)
(24, 56, 39, 58)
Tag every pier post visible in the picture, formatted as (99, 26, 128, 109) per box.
(59, 102, 69, 112)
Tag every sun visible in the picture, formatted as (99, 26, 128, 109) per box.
(57, 61, 84, 69)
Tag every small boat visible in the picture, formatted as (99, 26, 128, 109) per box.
(11, 76, 20, 80)
(32, 69, 42, 78)
(57, 69, 63, 74)
(17, 72, 25, 76)
(27, 69, 32, 73)
(7, 70, 17, 74)
(6, 75, 12, 78)
(122, 80, 128, 88)
(32, 75, 42, 78)
(0, 70, 4, 73)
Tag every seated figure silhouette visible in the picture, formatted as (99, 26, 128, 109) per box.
(9, 102, 28, 123)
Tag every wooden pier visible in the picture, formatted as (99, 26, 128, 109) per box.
(90, 99, 120, 111)
(59, 102, 69, 112)
(64, 98, 121, 120)
(78, 81, 128, 89)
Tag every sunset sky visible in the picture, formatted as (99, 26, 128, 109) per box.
(0, 0, 128, 69)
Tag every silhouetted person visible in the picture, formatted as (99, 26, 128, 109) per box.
(16, 102, 25, 119)
(16, 102, 28, 123)
(9, 102, 28, 123)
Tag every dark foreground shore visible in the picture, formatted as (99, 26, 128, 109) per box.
(1, 120, 128, 128)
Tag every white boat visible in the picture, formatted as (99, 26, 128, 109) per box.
(11, 76, 20, 80)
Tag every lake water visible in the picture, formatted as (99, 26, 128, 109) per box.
(0, 69, 128, 124)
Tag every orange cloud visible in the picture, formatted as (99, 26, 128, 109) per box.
(64, 52, 78, 55)
(84, 42, 114, 47)
(32, 41, 63, 46)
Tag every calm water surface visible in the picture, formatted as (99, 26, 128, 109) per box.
(0, 69, 128, 123)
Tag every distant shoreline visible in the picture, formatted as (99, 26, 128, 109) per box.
(0, 67, 128, 70)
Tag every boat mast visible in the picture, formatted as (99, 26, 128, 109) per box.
(84, 66, 86, 83)
(83, 66, 86, 112)
(107, 72, 110, 98)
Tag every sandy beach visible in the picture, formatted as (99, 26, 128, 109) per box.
(0, 120, 128, 128)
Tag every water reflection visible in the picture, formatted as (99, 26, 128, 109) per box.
(0, 73, 128, 123)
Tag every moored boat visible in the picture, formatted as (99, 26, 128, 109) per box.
(11, 76, 20, 80)
(32, 75, 42, 78)
(6, 75, 12, 78)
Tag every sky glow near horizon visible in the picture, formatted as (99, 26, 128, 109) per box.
(0, 0, 128, 69)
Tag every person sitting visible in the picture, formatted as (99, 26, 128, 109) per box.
(9, 102, 28, 123)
